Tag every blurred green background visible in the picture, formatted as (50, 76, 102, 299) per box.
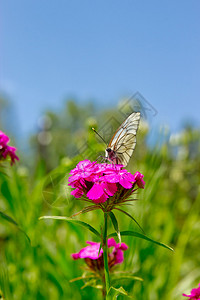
(0, 97, 199, 300)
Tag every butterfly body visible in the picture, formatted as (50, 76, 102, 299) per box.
(105, 148, 119, 164)
(105, 112, 141, 166)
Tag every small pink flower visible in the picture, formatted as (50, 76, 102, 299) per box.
(0, 131, 19, 165)
(68, 160, 145, 206)
(72, 238, 128, 271)
(183, 283, 200, 299)
(107, 238, 128, 265)
(133, 172, 145, 189)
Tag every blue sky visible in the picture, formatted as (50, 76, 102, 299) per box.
(1, 1, 200, 138)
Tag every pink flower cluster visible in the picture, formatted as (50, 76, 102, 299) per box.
(72, 238, 128, 271)
(0, 131, 19, 165)
(68, 160, 145, 204)
(183, 283, 200, 300)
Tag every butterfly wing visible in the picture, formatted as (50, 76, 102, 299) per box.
(108, 112, 140, 166)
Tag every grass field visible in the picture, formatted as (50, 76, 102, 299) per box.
(0, 104, 199, 299)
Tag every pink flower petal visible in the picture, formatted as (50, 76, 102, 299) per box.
(118, 243, 128, 250)
(103, 174, 119, 183)
(71, 253, 80, 260)
(104, 182, 117, 196)
(119, 177, 133, 189)
(71, 188, 83, 198)
(114, 249, 124, 264)
(92, 193, 108, 204)
(107, 238, 117, 248)
(87, 183, 104, 200)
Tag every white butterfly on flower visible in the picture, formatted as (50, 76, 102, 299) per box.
(93, 112, 140, 167)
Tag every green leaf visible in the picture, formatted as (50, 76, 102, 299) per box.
(108, 230, 174, 251)
(69, 274, 97, 283)
(108, 286, 133, 299)
(98, 242, 102, 256)
(114, 207, 145, 234)
(0, 211, 30, 243)
(112, 275, 143, 282)
(0, 210, 18, 226)
(81, 279, 99, 290)
(109, 211, 121, 245)
(39, 216, 101, 238)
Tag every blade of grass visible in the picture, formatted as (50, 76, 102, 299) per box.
(108, 230, 174, 251)
(109, 211, 121, 245)
(39, 216, 101, 238)
(114, 207, 145, 234)
(0, 211, 30, 243)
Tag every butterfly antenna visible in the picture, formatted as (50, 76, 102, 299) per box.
(92, 128, 107, 146)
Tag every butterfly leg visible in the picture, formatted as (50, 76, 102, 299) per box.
(96, 155, 107, 164)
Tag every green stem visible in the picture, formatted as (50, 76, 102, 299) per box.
(102, 212, 110, 298)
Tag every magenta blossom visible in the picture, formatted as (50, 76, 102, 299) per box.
(0, 131, 19, 165)
(72, 238, 128, 272)
(68, 160, 145, 206)
(183, 283, 200, 300)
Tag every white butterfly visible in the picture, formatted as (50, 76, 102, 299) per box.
(105, 112, 140, 166)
